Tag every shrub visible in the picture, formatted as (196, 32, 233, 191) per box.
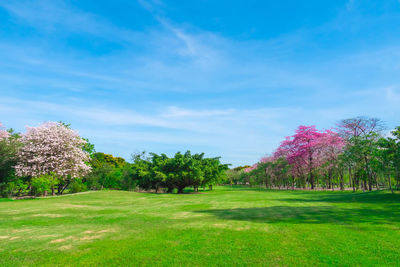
(31, 173, 58, 196)
(69, 179, 87, 193)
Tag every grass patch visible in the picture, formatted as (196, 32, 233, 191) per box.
(1, 186, 399, 266)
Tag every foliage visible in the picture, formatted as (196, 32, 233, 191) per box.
(0, 124, 22, 197)
(244, 117, 400, 192)
(2, 117, 400, 196)
(130, 151, 228, 193)
(15, 122, 91, 179)
(31, 173, 58, 196)
(0, 121, 93, 196)
(69, 178, 88, 193)
(83, 152, 127, 190)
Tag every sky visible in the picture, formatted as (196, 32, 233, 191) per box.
(1, 0, 400, 166)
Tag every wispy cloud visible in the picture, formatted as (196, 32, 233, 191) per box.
(162, 106, 234, 118)
(0, 0, 142, 42)
(1, 0, 400, 165)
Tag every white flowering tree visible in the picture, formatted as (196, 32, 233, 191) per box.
(15, 122, 91, 195)
(0, 122, 9, 139)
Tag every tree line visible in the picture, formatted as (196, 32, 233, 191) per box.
(226, 117, 400, 192)
(0, 121, 228, 197)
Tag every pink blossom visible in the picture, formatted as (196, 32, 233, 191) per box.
(274, 125, 344, 186)
(0, 122, 10, 139)
(14, 122, 91, 178)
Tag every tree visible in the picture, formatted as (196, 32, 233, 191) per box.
(377, 126, 400, 193)
(91, 152, 126, 169)
(0, 122, 9, 139)
(201, 156, 229, 191)
(389, 127, 400, 188)
(14, 122, 91, 195)
(275, 126, 344, 189)
(0, 123, 22, 197)
(127, 151, 227, 193)
(84, 152, 127, 190)
(338, 117, 384, 191)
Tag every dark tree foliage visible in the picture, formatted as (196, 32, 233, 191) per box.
(0, 129, 22, 197)
(130, 151, 228, 193)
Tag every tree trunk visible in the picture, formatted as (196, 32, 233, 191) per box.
(60, 181, 70, 195)
(291, 175, 295, 190)
(374, 173, 380, 190)
(352, 170, 356, 192)
(51, 186, 55, 196)
(209, 185, 213, 191)
(310, 172, 314, 190)
(340, 172, 344, 191)
(309, 152, 314, 190)
(388, 175, 394, 194)
(177, 186, 184, 194)
(327, 172, 332, 189)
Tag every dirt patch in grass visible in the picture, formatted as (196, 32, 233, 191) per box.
(98, 229, 114, 233)
(80, 235, 102, 241)
(50, 236, 74, 243)
(83, 229, 115, 234)
(59, 245, 72, 250)
(235, 226, 251, 231)
(38, 234, 59, 239)
(11, 229, 31, 233)
(58, 204, 92, 209)
(33, 213, 64, 218)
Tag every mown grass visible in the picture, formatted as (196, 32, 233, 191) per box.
(1, 186, 399, 266)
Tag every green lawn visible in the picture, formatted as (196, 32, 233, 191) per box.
(1, 187, 399, 266)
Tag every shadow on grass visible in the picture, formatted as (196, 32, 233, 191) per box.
(219, 186, 400, 204)
(195, 205, 400, 225)
(276, 191, 400, 204)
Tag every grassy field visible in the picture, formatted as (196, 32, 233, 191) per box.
(1, 186, 399, 266)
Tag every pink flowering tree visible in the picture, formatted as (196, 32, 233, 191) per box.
(316, 130, 345, 189)
(15, 122, 91, 195)
(275, 126, 344, 189)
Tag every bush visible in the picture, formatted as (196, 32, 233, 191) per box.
(0, 179, 27, 198)
(69, 179, 87, 193)
(31, 174, 58, 196)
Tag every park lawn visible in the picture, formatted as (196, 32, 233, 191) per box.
(0, 187, 399, 266)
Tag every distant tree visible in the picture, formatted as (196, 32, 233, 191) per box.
(377, 126, 400, 193)
(338, 117, 384, 191)
(128, 151, 227, 193)
(0, 123, 22, 197)
(91, 152, 126, 169)
(275, 126, 344, 189)
(201, 156, 229, 191)
(233, 165, 251, 172)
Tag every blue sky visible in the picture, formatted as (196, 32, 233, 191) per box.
(1, 0, 400, 166)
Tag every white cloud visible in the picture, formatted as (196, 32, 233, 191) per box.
(162, 106, 234, 118)
(386, 87, 400, 103)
